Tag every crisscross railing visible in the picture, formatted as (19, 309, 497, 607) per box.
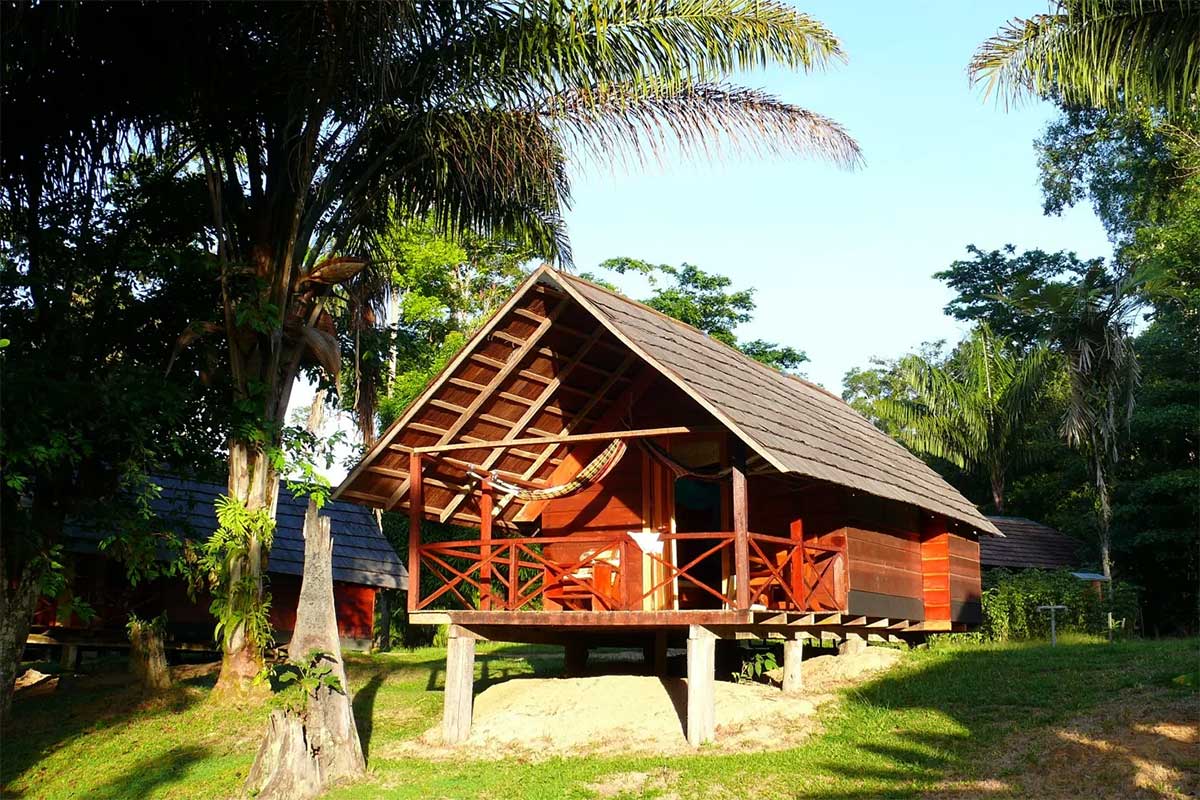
(413, 530, 845, 612)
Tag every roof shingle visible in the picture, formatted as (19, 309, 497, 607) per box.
(65, 475, 407, 589)
(558, 272, 1000, 536)
(981, 516, 1082, 569)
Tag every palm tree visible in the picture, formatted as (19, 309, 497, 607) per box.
(1012, 266, 1142, 578)
(4, 2, 861, 693)
(970, 0, 1200, 119)
(874, 325, 1055, 514)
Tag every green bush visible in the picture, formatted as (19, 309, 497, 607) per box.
(980, 569, 1138, 641)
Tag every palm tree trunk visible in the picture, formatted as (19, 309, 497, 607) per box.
(990, 466, 1006, 514)
(214, 439, 279, 693)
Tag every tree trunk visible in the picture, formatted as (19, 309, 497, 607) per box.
(374, 589, 392, 652)
(245, 500, 366, 799)
(214, 439, 279, 694)
(990, 467, 1006, 514)
(0, 562, 40, 726)
(128, 618, 172, 692)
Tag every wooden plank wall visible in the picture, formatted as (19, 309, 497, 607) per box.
(949, 532, 983, 624)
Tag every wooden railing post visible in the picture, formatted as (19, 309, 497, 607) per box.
(731, 441, 750, 611)
(407, 452, 423, 613)
(479, 478, 493, 610)
(507, 544, 519, 610)
(789, 518, 805, 611)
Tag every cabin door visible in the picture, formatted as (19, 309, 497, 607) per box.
(673, 478, 725, 609)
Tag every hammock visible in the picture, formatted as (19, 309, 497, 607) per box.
(467, 438, 628, 502)
(639, 438, 731, 482)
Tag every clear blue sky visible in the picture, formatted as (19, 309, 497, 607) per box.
(560, 1, 1113, 392)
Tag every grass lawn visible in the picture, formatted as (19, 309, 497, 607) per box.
(3, 636, 1196, 799)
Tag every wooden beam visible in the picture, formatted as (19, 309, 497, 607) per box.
(407, 452, 423, 613)
(782, 637, 803, 695)
(479, 480, 493, 610)
(383, 301, 567, 509)
(442, 626, 475, 744)
(437, 323, 609, 521)
(687, 625, 716, 746)
(416, 426, 696, 455)
(512, 357, 650, 522)
(731, 440, 750, 612)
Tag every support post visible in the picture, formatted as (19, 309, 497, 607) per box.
(442, 625, 475, 744)
(789, 518, 805, 611)
(686, 625, 716, 747)
(479, 479, 493, 610)
(731, 441, 749, 611)
(653, 631, 669, 677)
(407, 452, 424, 613)
(564, 641, 588, 677)
(782, 636, 804, 695)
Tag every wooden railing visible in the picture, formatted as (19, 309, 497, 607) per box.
(413, 530, 846, 613)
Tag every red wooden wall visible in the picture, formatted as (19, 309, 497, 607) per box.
(34, 554, 380, 645)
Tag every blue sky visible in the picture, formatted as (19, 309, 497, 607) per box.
(560, 0, 1113, 391)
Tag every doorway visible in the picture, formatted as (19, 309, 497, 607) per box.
(673, 477, 725, 609)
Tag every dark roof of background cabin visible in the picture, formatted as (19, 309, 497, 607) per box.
(558, 272, 1001, 536)
(65, 475, 406, 589)
(980, 516, 1082, 569)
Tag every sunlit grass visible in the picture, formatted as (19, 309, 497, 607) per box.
(4, 637, 1195, 800)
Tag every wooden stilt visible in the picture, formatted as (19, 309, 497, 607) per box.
(442, 626, 475, 744)
(564, 641, 588, 677)
(782, 637, 803, 695)
(686, 625, 716, 747)
(653, 631, 669, 677)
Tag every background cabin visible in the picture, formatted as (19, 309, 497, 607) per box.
(30, 476, 406, 663)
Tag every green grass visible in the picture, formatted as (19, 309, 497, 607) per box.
(4, 636, 1195, 800)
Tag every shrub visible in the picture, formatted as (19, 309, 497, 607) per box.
(980, 569, 1138, 641)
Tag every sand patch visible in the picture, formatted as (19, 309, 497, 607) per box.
(767, 647, 902, 691)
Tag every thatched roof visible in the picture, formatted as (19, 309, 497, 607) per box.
(335, 266, 999, 536)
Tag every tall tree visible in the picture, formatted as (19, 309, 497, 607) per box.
(933, 246, 1098, 350)
(4, 1, 859, 689)
(1011, 265, 1141, 577)
(869, 326, 1054, 513)
(0, 155, 225, 721)
(971, 0, 1200, 120)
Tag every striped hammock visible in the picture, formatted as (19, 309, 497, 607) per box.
(468, 438, 628, 502)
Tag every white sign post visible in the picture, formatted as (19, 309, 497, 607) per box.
(1037, 604, 1068, 646)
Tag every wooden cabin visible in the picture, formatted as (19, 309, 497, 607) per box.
(335, 266, 1000, 744)
(32, 476, 407, 661)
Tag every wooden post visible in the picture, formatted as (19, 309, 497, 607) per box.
(686, 625, 716, 746)
(731, 441, 749, 611)
(564, 641, 588, 677)
(782, 636, 803, 695)
(407, 452, 424, 613)
(442, 625, 475, 744)
(374, 589, 392, 651)
(479, 478, 493, 611)
(653, 631, 669, 677)
(789, 518, 805, 611)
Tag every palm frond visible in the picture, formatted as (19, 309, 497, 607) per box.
(542, 80, 862, 167)
(970, 0, 1200, 118)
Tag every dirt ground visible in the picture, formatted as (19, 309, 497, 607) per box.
(929, 687, 1199, 800)
(397, 645, 902, 759)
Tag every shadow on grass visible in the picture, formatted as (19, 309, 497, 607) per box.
(786, 638, 1197, 799)
(87, 745, 213, 800)
(2, 672, 212, 793)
